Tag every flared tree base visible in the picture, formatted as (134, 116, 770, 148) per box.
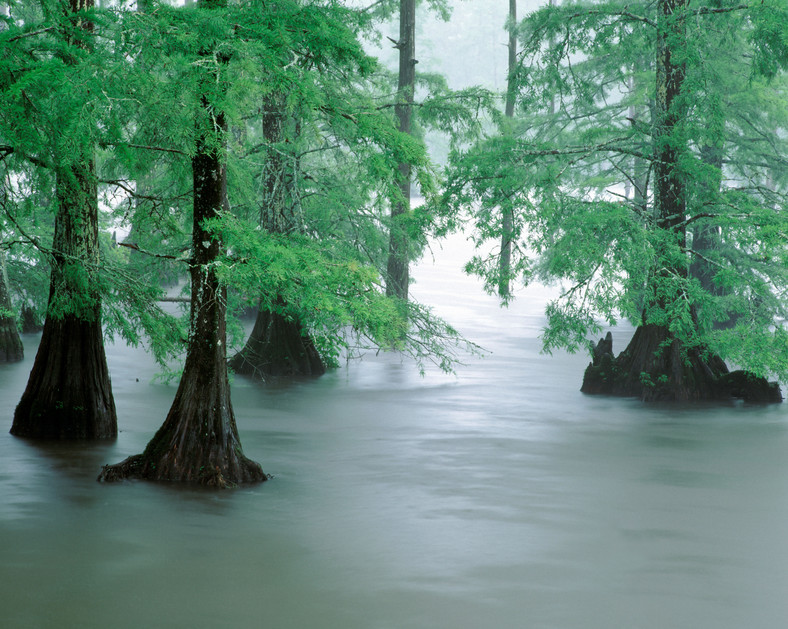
(97, 415, 268, 487)
(98, 359, 268, 488)
(98, 451, 268, 488)
(582, 326, 783, 403)
(12, 315, 117, 439)
(229, 308, 325, 380)
(97, 399, 268, 487)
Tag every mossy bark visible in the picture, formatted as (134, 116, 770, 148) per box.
(11, 164, 117, 439)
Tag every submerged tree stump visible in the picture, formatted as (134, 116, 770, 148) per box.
(229, 307, 325, 380)
(582, 326, 783, 403)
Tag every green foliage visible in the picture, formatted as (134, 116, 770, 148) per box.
(208, 212, 477, 372)
(437, 0, 788, 379)
(0, 0, 470, 374)
(749, 0, 788, 80)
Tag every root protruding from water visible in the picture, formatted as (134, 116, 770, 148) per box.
(582, 325, 783, 403)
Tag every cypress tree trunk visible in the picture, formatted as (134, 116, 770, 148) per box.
(229, 94, 325, 379)
(689, 142, 738, 329)
(99, 116, 266, 485)
(11, 0, 118, 437)
(229, 304, 324, 379)
(498, 0, 517, 298)
(99, 4, 266, 484)
(12, 163, 117, 438)
(386, 0, 415, 300)
(0, 254, 23, 363)
(581, 0, 781, 403)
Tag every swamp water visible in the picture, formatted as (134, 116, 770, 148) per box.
(1, 235, 787, 629)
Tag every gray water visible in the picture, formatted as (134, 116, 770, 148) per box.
(1, 235, 787, 629)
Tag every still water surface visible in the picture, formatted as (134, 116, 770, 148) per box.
(1, 236, 787, 629)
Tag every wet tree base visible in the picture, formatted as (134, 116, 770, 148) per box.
(582, 326, 783, 404)
(229, 308, 325, 380)
(11, 315, 117, 439)
(98, 453, 269, 488)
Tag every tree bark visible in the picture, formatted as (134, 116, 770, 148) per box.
(12, 163, 118, 438)
(229, 94, 326, 379)
(0, 253, 23, 362)
(99, 0, 266, 485)
(386, 0, 416, 300)
(498, 0, 516, 298)
(11, 0, 118, 438)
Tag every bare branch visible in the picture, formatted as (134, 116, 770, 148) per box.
(7, 26, 55, 43)
(118, 241, 188, 264)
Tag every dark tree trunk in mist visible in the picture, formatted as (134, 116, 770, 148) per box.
(229, 94, 325, 379)
(0, 254, 23, 363)
(99, 0, 266, 485)
(626, 73, 651, 213)
(386, 0, 415, 300)
(11, 0, 118, 439)
(12, 163, 118, 438)
(581, 0, 782, 403)
(688, 142, 738, 329)
(498, 0, 516, 298)
(230, 304, 324, 379)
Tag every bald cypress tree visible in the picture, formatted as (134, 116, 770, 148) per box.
(229, 94, 325, 380)
(99, 0, 264, 486)
(385, 0, 416, 301)
(9, 0, 117, 439)
(442, 0, 787, 401)
(0, 253, 22, 363)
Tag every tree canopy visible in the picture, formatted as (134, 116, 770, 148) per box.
(438, 0, 788, 392)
